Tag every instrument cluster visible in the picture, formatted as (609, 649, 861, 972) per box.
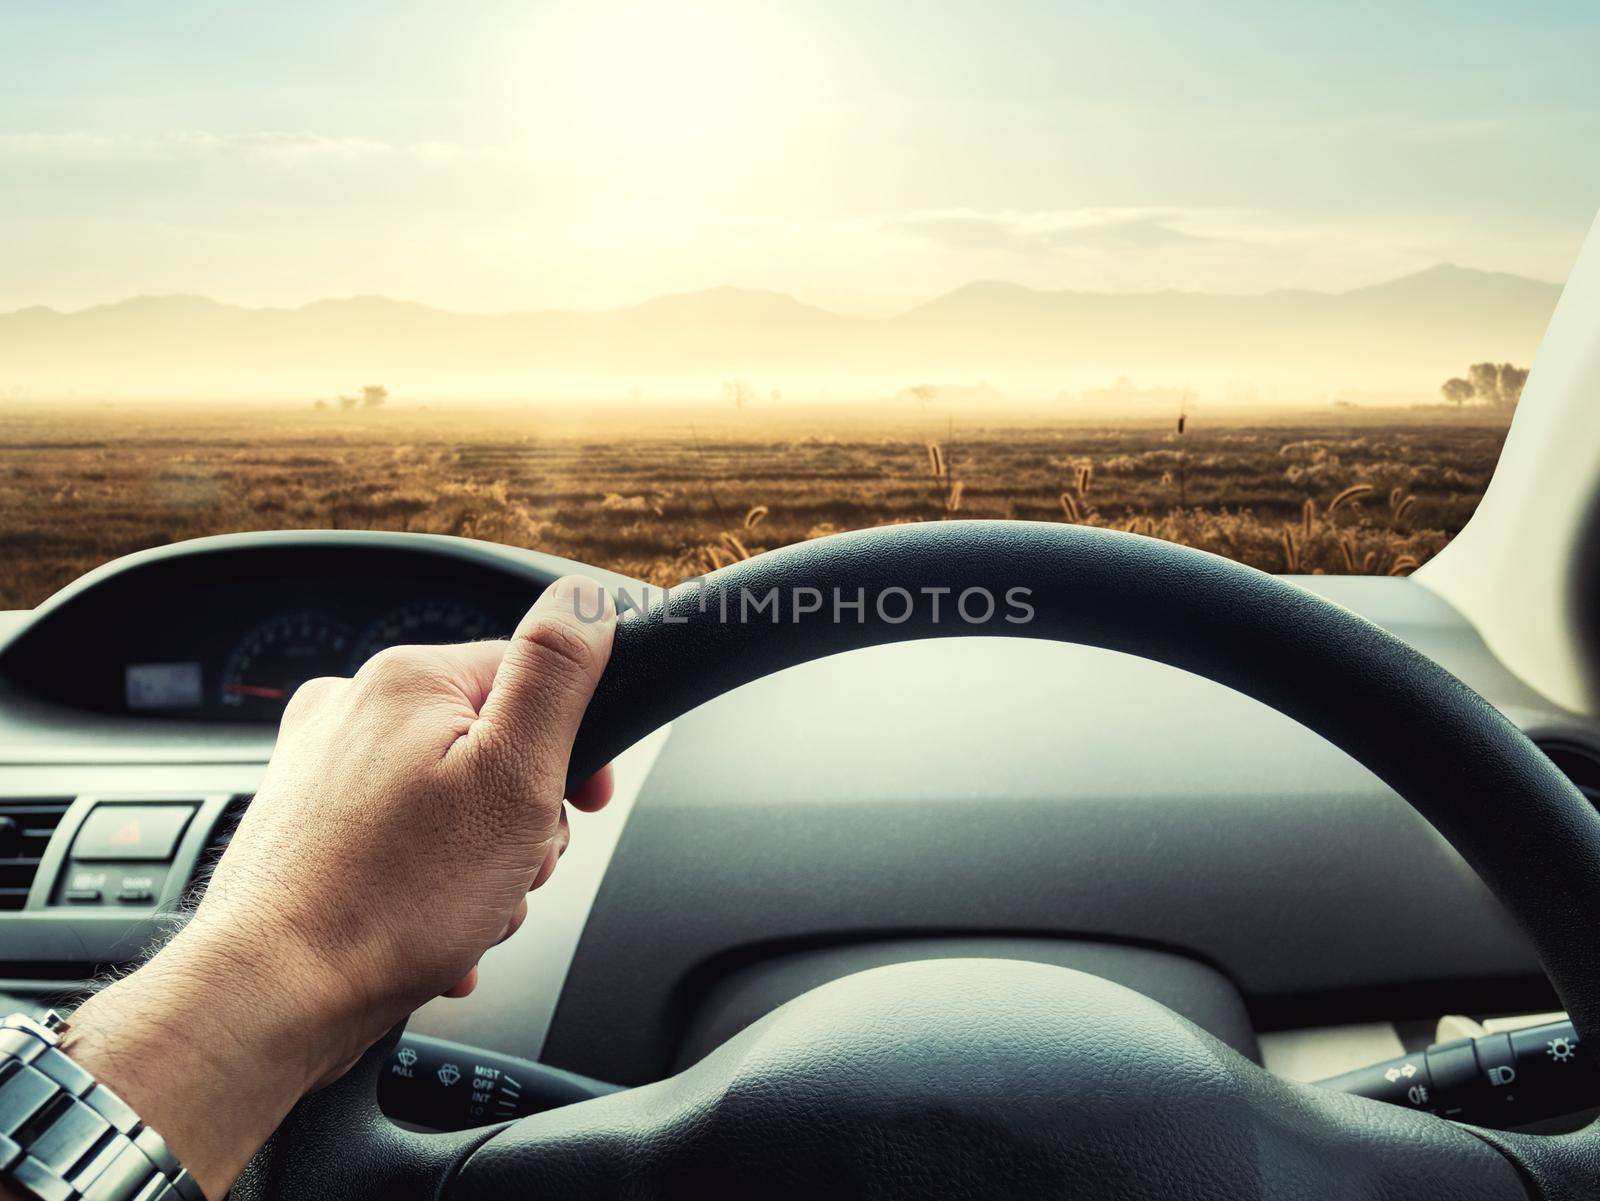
(0, 536, 563, 724)
(204, 598, 500, 717)
(122, 594, 516, 718)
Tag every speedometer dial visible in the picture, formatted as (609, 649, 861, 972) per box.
(219, 611, 354, 716)
(350, 600, 500, 669)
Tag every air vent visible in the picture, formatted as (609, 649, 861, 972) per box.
(0, 798, 71, 911)
(1537, 741, 1600, 807)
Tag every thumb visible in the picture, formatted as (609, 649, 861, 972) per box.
(476, 575, 616, 790)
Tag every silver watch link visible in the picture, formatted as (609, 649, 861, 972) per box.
(0, 1012, 203, 1201)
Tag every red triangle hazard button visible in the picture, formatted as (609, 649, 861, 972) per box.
(74, 804, 195, 861)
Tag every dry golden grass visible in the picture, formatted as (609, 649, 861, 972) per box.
(0, 403, 1510, 610)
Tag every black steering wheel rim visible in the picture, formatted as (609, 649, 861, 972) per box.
(238, 521, 1600, 1200)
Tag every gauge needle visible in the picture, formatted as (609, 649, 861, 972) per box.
(223, 683, 288, 700)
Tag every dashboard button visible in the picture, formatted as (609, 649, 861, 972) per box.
(72, 804, 196, 862)
(53, 866, 169, 909)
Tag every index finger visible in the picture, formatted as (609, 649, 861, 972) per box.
(567, 761, 615, 811)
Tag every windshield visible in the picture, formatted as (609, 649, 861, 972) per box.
(3, 2, 1593, 609)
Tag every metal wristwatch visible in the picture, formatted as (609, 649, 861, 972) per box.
(0, 1011, 204, 1201)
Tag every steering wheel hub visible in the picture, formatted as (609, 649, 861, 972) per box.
(446, 958, 1521, 1199)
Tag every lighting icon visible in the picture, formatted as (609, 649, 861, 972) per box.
(1547, 1037, 1578, 1064)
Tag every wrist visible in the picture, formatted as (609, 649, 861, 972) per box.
(58, 920, 362, 1199)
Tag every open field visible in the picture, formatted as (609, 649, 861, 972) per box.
(0, 403, 1510, 611)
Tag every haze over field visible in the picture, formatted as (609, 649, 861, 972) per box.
(5, 2, 1594, 406)
(0, 264, 1561, 404)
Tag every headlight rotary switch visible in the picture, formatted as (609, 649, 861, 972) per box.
(1320, 1018, 1594, 1129)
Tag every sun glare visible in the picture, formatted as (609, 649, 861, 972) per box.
(546, 1, 768, 155)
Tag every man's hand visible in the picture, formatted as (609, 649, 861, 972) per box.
(54, 576, 617, 1200)
(200, 572, 617, 1027)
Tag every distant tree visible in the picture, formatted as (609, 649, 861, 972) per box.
(907, 384, 938, 409)
(313, 399, 328, 410)
(1460, 362, 1530, 409)
(1496, 364, 1529, 407)
(721, 380, 755, 410)
(1468, 362, 1501, 406)
(1440, 377, 1473, 409)
(361, 385, 388, 409)
(338, 394, 358, 412)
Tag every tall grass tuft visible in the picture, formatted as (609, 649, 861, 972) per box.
(1389, 554, 1421, 576)
(1327, 483, 1374, 518)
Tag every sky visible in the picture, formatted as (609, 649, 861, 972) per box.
(3, 0, 1598, 316)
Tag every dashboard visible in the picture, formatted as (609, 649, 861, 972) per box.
(127, 589, 511, 719)
(3, 530, 1600, 1108)
(0, 537, 540, 721)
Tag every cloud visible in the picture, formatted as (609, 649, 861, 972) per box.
(885, 209, 1217, 255)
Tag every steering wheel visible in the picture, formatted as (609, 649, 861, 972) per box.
(236, 522, 1600, 1200)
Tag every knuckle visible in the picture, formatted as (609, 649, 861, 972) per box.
(357, 644, 437, 692)
(284, 675, 340, 716)
(515, 615, 597, 679)
(361, 644, 427, 675)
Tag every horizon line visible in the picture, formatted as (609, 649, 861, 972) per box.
(0, 261, 1565, 323)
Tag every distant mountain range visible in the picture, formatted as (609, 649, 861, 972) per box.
(0, 264, 1562, 400)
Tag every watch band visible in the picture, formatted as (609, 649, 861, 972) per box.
(0, 1012, 204, 1201)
